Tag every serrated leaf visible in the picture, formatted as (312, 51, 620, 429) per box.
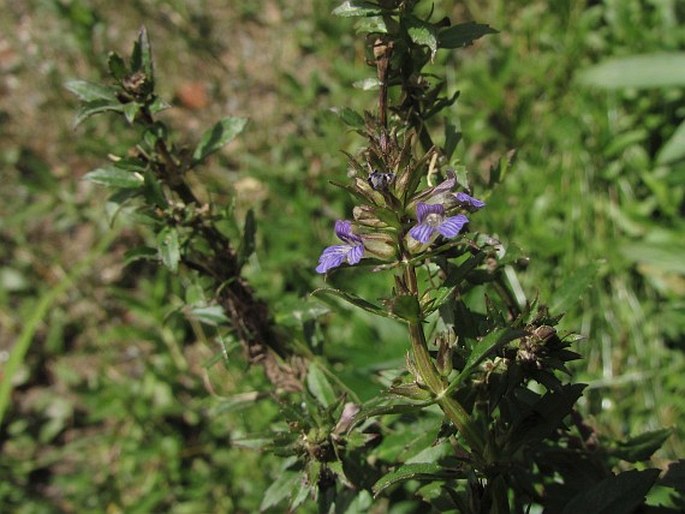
(306, 363, 337, 408)
(332, 0, 383, 17)
(158, 227, 180, 273)
(72, 99, 124, 127)
(549, 263, 599, 314)
(384, 295, 421, 322)
(123, 246, 157, 266)
(405, 15, 437, 58)
(354, 15, 388, 34)
(373, 463, 458, 496)
(579, 53, 685, 89)
(192, 117, 247, 164)
(84, 166, 145, 188)
(331, 107, 365, 129)
(123, 101, 141, 123)
(107, 52, 128, 80)
(438, 22, 497, 49)
(312, 287, 403, 321)
(446, 328, 524, 394)
(561, 469, 660, 514)
(149, 96, 171, 114)
(131, 26, 154, 81)
(611, 429, 672, 463)
(65, 80, 118, 102)
(260, 471, 302, 512)
(188, 305, 230, 326)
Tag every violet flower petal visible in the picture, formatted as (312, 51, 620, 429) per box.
(409, 223, 436, 244)
(438, 214, 469, 238)
(455, 192, 485, 210)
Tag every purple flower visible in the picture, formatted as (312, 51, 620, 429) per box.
(454, 191, 485, 210)
(316, 220, 364, 274)
(409, 202, 468, 244)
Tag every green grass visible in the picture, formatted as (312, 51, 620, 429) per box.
(1, 0, 683, 511)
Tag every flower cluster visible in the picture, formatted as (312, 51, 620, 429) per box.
(315, 175, 485, 274)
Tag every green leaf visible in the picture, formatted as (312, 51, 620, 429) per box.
(72, 99, 124, 127)
(331, 107, 365, 129)
(447, 328, 525, 395)
(192, 117, 247, 164)
(332, 0, 383, 17)
(549, 262, 599, 315)
(405, 15, 438, 58)
(260, 471, 302, 512)
(107, 51, 128, 80)
(657, 119, 685, 165)
(64, 80, 118, 102)
(354, 15, 388, 34)
(188, 305, 230, 326)
(312, 287, 403, 321)
(122, 101, 141, 124)
(621, 240, 685, 275)
(353, 78, 381, 90)
(123, 246, 157, 266)
(438, 22, 498, 49)
(384, 295, 421, 323)
(131, 26, 154, 81)
(373, 463, 459, 496)
(238, 208, 256, 268)
(561, 469, 660, 514)
(579, 53, 685, 89)
(158, 227, 180, 273)
(610, 429, 672, 463)
(306, 363, 337, 408)
(84, 165, 145, 188)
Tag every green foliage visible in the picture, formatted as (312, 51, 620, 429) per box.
(1, 0, 684, 513)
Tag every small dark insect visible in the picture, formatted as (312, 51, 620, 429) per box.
(368, 170, 395, 191)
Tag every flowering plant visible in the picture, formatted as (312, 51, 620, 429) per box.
(70, 1, 683, 512)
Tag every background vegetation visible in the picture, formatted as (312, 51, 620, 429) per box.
(1, 0, 683, 512)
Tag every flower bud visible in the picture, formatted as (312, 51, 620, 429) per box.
(353, 205, 387, 229)
(354, 177, 384, 205)
(362, 232, 397, 260)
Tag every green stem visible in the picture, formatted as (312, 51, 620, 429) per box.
(404, 266, 484, 454)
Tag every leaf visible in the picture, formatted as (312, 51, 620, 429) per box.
(331, 107, 365, 129)
(384, 295, 421, 322)
(405, 15, 438, 58)
(238, 208, 256, 268)
(158, 227, 180, 273)
(64, 80, 118, 102)
(438, 22, 498, 49)
(610, 429, 672, 463)
(312, 287, 404, 321)
(192, 117, 247, 164)
(561, 469, 660, 514)
(549, 262, 599, 315)
(354, 15, 388, 34)
(462, 328, 524, 377)
(306, 363, 337, 408)
(260, 471, 302, 512)
(131, 26, 154, 81)
(657, 119, 685, 165)
(332, 0, 383, 17)
(123, 246, 157, 266)
(122, 101, 141, 123)
(353, 78, 381, 90)
(188, 305, 230, 326)
(72, 99, 124, 127)
(373, 463, 459, 496)
(107, 51, 128, 80)
(579, 52, 685, 89)
(84, 166, 144, 188)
